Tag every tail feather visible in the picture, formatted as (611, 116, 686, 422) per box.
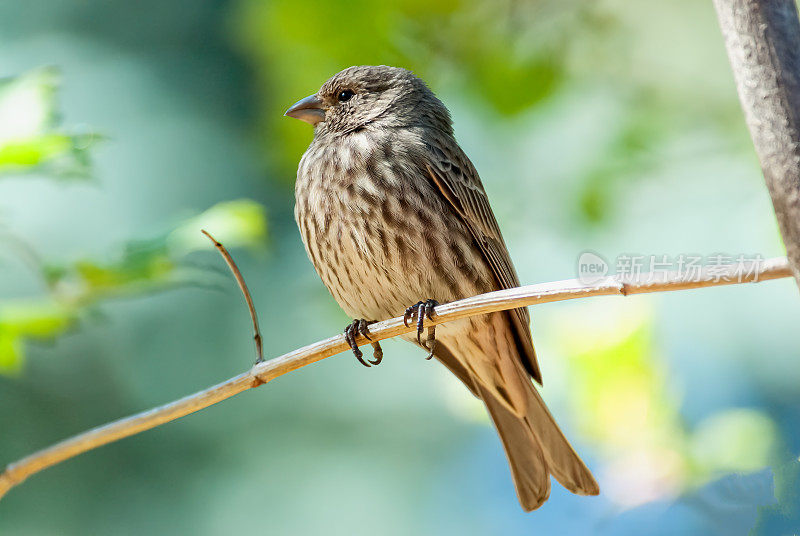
(476, 371, 599, 511)
(521, 379, 600, 496)
(476, 381, 551, 511)
(430, 328, 599, 511)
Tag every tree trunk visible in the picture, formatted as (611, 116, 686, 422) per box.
(713, 0, 800, 290)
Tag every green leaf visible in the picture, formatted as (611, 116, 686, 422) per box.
(0, 299, 75, 338)
(0, 67, 100, 179)
(0, 299, 77, 375)
(167, 199, 268, 256)
(2, 199, 268, 373)
(0, 330, 23, 375)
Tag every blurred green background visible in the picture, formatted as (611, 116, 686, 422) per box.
(1, 0, 799, 534)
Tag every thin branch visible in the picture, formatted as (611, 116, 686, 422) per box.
(0, 257, 792, 500)
(201, 229, 264, 363)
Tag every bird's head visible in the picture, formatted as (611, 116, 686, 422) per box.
(284, 65, 452, 137)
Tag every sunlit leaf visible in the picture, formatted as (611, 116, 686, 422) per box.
(0, 299, 75, 338)
(167, 199, 268, 256)
(0, 134, 71, 167)
(0, 330, 23, 375)
(0, 68, 100, 179)
(74, 256, 174, 292)
(0, 198, 269, 374)
(34, 200, 268, 307)
(0, 299, 77, 375)
(0, 67, 59, 142)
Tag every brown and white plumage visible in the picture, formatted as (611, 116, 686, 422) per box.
(289, 65, 598, 511)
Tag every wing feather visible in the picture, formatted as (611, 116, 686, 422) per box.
(420, 137, 542, 385)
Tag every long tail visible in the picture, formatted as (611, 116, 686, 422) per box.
(476, 376, 599, 511)
(430, 321, 599, 512)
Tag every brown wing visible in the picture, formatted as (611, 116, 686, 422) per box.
(420, 137, 542, 385)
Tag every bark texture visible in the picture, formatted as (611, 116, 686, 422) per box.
(714, 0, 800, 289)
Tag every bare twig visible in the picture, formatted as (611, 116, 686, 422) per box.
(0, 257, 793, 500)
(201, 229, 264, 363)
(713, 0, 800, 289)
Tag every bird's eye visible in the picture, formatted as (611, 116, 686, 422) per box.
(337, 89, 355, 102)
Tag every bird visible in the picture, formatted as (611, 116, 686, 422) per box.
(285, 65, 599, 511)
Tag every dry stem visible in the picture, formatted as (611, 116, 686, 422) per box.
(201, 229, 264, 363)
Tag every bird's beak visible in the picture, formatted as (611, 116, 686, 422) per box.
(284, 94, 326, 125)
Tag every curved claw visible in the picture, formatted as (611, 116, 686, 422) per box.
(425, 326, 436, 359)
(404, 301, 423, 328)
(358, 319, 383, 365)
(345, 318, 383, 367)
(344, 321, 370, 367)
(416, 305, 426, 345)
(357, 319, 373, 342)
(369, 342, 383, 365)
(403, 299, 439, 360)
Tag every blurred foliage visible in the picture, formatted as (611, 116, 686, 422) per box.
(0, 198, 266, 374)
(232, 0, 601, 184)
(553, 302, 780, 507)
(231, 0, 747, 229)
(0, 68, 267, 374)
(578, 91, 674, 224)
(690, 409, 777, 474)
(0, 299, 73, 374)
(0, 68, 99, 179)
(755, 460, 800, 533)
(554, 302, 688, 505)
(167, 199, 268, 257)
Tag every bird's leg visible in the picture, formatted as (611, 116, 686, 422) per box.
(344, 319, 383, 367)
(403, 299, 439, 359)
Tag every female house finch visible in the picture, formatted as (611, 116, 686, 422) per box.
(286, 65, 598, 511)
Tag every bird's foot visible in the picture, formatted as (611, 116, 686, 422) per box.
(403, 299, 439, 359)
(344, 319, 383, 367)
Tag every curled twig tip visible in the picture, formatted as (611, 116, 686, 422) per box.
(201, 229, 264, 365)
